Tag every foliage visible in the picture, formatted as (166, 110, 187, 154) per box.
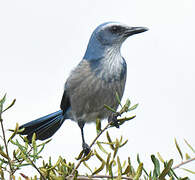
(0, 94, 194, 180)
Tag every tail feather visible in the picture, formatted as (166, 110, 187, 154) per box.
(19, 110, 65, 142)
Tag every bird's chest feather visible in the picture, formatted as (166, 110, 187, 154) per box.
(68, 56, 127, 121)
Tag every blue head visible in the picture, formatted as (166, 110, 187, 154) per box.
(84, 22, 148, 60)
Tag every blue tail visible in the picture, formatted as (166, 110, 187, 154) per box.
(19, 110, 65, 142)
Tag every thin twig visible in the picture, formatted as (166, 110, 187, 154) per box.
(66, 175, 133, 180)
(172, 157, 195, 170)
(92, 175, 133, 180)
(26, 157, 46, 180)
(0, 117, 13, 180)
(12, 146, 33, 174)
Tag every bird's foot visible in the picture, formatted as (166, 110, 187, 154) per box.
(82, 142, 91, 156)
(108, 112, 121, 128)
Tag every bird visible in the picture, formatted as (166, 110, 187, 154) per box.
(19, 22, 148, 155)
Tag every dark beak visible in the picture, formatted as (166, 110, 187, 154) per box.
(124, 26, 149, 37)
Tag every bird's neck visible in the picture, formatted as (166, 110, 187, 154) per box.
(85, 43, 126, 81)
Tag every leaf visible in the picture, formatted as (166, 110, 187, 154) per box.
(92, 150, 105, 175)
(94, 149, 104, 162)
(108, 159, 114, 177)
(128, 157, 133, 175)
(133, 163, 143, 180)
(119, 139, 128, 148)
(151, 155, 160, 176)
(0, 94, 6, 114)
(75, 150, 84, 160)
(129, 103, 139, 111)
(104, 104, 116, 113)
(83, 161, 92, 173)
(113, 138, 119, 159)
(97, 141, 108, 154)
(159, 159, 173, 180)
(123, 165, 130, 175)
(0, 148, 8, 159)
(157, 152, 165, 163)
(106, 132, 114, 150)
(137, 154, 141, 164)
(182, 168, 195, 174)
(37, 139, 52, 147)
(81, 150, 93, 162)
(106, 153, 111, 173)
(184, 139, 195, 153)
(96, 118, 101, 135)
(8, 123, 19, 142)
(137, 154, 148, 177)
(174, 138, 183, 160)
(118, 115, 136, 126)
(119, 99, 131, 114)
(2, 99, 16, 113)
(32, 133, 37, 161)
(115, 92, 122, 107)
(117, 156, 122, 176)
(185, 153, 191, 160)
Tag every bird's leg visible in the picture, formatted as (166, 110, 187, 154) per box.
(78, 120, 90, 156)
(108, 112, 121, 128)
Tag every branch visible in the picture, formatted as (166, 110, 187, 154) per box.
(0, 117, 13, 180)
(172, 157, 195, 170)
(71, 121, 112, 176)
(66, 175, 133, 180)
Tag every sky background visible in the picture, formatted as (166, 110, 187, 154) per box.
(0, 0, 194, 178)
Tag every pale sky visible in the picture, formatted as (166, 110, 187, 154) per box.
(0, 0, 194, 178)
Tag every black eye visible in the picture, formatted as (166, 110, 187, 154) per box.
(110, 26, 121, 34)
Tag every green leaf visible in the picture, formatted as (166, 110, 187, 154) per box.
(137, 154, 141, 164)
(184, 139, 195, 153)
(119, 139, 128, 148)
(106, 132, 114, 150)
(97, 141, 108, 154)
(117, 156, 122, 176)
(115, 92, 122, 107)
(157, 152, 165, 163)
(96, 118, 101, 135)
(133, 163, 143, 180)
(108, 160, 114, 177)
(2, 99, 16, 113)
(0, 148, 8, 159)
(118, 115, 136, 126)
(151, 155, 160, 176)
(159, 159, 173, 180)
(83, 161, 92, 173)
(123, 165, 130, 175)
(174, 138, 183, 160)
(113, 138, 119, 159)
(129, 103, 139, 111)
(185, 153, 191, 160)
(32, 133, 37, 161)
(137, 154, 148, 177)
(81, 150, 93, 162)
(182, 168, 195, 174)
(106, 153, 111, 173)
(0, 94, 6, 114)
(8, 123, 19, 142)
(92, 150, 105, 175)
(104, 104, 116, 113)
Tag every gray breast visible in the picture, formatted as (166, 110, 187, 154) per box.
(65, 58, 127, 122)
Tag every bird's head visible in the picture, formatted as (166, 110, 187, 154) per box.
(93, 22, 148, 46)
(84, 22, 148, 60)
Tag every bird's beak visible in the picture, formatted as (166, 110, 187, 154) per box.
(124, 26, 149, 37)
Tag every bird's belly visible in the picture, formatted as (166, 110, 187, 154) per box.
(70, 76, 125, 122)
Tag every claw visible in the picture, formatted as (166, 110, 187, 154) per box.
(108, 112, 121, 128)
(83, 142, 91, 156)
